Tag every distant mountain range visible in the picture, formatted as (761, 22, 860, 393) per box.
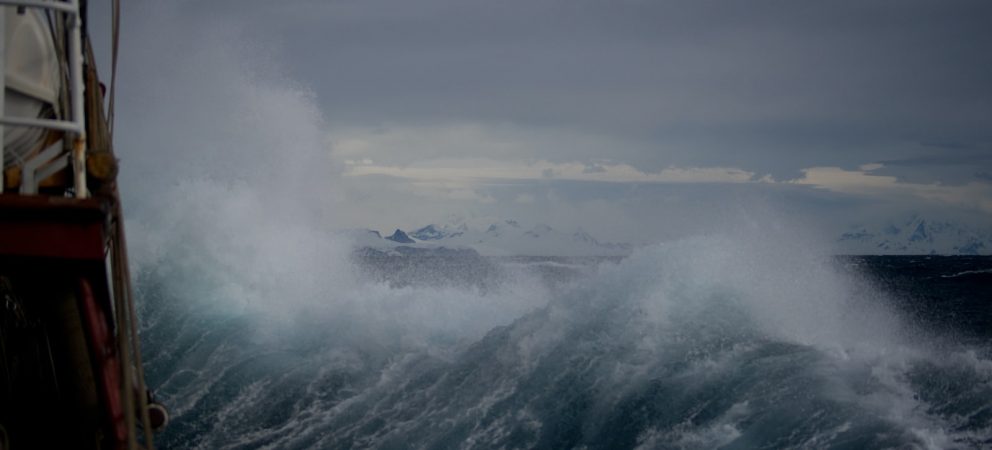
(345, 215, 990, 257)
(349, 220, 632, 257)
(836, 215, 991, 255)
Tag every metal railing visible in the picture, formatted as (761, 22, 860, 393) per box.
(0, 0, 87, 197)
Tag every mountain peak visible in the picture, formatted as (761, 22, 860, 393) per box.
(908, 221, 931, 243)
(486, 220, 522, 236)
(410, 224, 463, 241)
(385, 229, 415, 244)
(524, 223, 553, 238)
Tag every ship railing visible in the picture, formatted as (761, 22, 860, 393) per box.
(0, 0, 87, 197)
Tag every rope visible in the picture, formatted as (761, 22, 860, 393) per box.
(111, 190, 156, 450)
(107, 0, 120, 135)
(92, 3, 156, 445)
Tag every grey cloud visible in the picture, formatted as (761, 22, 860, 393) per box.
(877, 153, 992, 168)
(869, 153, 992, 185)
(97, 0, 992, 233)
(122, 3, 992, 160)
(265, 1, 988, 179)
(920, 140, 984, 151)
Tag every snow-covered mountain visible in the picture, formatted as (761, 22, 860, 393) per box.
(355, 220, 632, 257)
(385, 229, 415, 244)
(351, 215, 991, 256)
(837, 215, 992, 255)
(408, 224, 466, 241)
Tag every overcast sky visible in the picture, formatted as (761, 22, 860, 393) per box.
(99, 0, 992, 242)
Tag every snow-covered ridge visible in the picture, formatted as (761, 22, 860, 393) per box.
(350, 220, 632, 257)
(837, 215, 992, 255)
(347, 215, 990, 256)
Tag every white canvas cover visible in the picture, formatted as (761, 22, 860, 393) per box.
(3, 6, 62, 167)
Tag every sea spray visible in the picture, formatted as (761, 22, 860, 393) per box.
(110, 3, 991, 449)
(132, 227, 992, 448)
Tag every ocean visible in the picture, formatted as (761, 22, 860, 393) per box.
(135, 239, 991, 449)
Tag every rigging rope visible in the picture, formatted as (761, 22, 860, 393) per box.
(107, 0, 120, 135)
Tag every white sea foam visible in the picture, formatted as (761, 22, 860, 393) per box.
(942, 268, 992, 278)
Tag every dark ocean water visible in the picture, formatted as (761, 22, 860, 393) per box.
(136, 242, 991, 449)
(846, 256, 992, 346)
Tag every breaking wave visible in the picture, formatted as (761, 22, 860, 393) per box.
(113, 4, 991, 448)
(131, 223, 992, 449)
